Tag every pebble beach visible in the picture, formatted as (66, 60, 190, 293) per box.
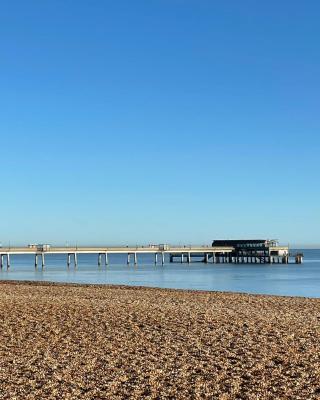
(0, 281, 319, 399)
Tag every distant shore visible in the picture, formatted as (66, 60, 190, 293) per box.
(0, 281, 319, 399)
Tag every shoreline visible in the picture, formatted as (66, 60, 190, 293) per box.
(0, 281, 319, 398)
(0, 278, 319, 300)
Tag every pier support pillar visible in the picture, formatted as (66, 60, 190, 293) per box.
(98, 253, 102, 267)
(74, 253, 78, 268)
(6, 254, 10, 269)
(154, 253, 158, 264)
(41, 253, 45, 268)
(67, 253, 71, 268)
(35, 254, 38, 268)
(161, 252, 165, 265)
(134, 253, 137, 265)
(0, 255, 3, 269)
(181, 253, 184, 263)
(204, 253, 209, 263)
(127, 253, 131, 265)
(212, 252, 215, 263)
(187, 252, 191, 263)
(105, 253, 108, 266)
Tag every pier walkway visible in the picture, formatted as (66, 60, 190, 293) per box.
(0, 246, 233, 268)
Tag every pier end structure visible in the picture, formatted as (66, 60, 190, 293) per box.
(211, 239, 290, 264)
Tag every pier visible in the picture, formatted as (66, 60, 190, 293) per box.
(0, 245, 233, 269)
(0, 240, 303, 269)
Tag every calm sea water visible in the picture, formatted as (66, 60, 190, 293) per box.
(0, 249, 319, 298)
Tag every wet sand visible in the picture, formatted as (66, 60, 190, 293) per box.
(0, 281, 319, 399)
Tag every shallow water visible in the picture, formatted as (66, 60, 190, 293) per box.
(0, 249, 319, 298)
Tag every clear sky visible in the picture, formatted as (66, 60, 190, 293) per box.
(1, 1, 319, 247)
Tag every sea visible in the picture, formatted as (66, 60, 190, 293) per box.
(0, 249, 319, 298)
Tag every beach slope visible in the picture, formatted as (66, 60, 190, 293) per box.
(0, 282, 319, 399)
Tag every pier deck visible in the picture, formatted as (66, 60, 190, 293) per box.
(0, 246, 233, 255)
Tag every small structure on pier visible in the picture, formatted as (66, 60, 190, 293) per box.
(28, 243, 51, 251)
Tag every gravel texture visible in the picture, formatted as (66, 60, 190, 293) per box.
(0, 281, 319, 399)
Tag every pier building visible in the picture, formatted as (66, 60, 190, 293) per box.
(211, 239, 292, 264)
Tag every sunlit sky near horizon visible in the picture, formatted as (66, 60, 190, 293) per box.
(1, 1, 319, 247)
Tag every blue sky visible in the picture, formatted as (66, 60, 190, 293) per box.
(0, 1, 319, 246)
